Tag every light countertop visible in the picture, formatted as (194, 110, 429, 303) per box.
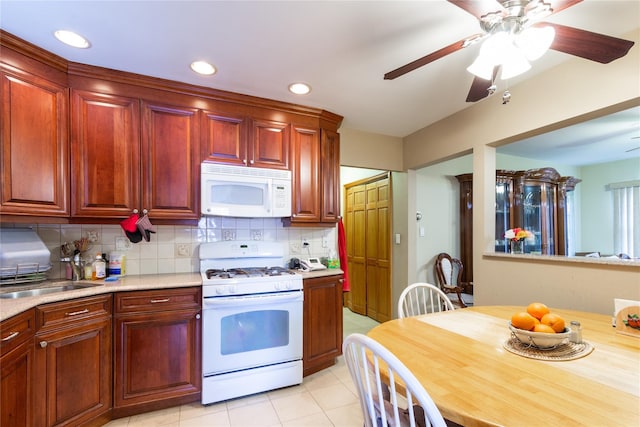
(0, 269, 345, 322)
(0, 273, 201, 322)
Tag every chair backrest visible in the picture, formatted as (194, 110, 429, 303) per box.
(398, 283, 455, 318)
(343, 333, 447, 427)
(434, 252, 463, 289)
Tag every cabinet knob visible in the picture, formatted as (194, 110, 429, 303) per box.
(40, 341, 48, 348)
(243, 159, 248, 164)
(249, 159, 254, 165)
(195, 314, 201, 320)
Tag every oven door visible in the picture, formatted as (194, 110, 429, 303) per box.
(202, 290, 303, 376)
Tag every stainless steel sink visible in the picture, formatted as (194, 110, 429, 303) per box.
(0, 283, 99, 299)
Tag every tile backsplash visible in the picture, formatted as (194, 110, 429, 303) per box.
(2, 217, 338, 280)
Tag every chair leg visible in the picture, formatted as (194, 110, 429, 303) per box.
(455, 291, 467, 308)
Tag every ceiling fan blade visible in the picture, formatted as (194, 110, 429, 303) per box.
(384, 35, 482, 80)
(447, 0, 504, 19)
(543, 0, 583, 16)
(466, 67, 499, 102)
(540, 22, 635, 64)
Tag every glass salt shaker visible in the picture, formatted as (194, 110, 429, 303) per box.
(570, 321, 582, 344)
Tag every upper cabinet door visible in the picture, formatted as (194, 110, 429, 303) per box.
(251, 119, 290, 170)
(290, 126, 321, 222)
(201, 110, 247, 166)
(71, 89, 141, 218)
(201, 112, 289, 170)
(1, 70, 69, 217)
(141, 102, 200, 220)
(321, 129, 340, 222)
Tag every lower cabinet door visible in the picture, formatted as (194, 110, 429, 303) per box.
(113, 309, 201, 413)
(34, 318, 112, 427)
(303, 275, 344, 376)
(1, 341, 34, 427)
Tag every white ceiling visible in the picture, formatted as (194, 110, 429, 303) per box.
(1, 0, 639, 165)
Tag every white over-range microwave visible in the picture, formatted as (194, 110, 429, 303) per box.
(201, 163, 292, 218)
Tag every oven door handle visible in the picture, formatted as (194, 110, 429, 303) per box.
(203, 291, 303, 307)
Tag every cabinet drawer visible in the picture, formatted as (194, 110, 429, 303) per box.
(0, 308, 35, 357)
(36, 295, 112, 331)
(114, 287, 201, 314)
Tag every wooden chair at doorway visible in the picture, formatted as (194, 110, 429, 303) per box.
(434, 253, 473, 308)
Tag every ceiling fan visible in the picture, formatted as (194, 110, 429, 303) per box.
(384, 0, 635, 102)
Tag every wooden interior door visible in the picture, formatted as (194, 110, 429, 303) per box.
(345, 184, 366, 315)
(345, 173, 392, 322)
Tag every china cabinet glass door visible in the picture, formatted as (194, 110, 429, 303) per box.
(495, 178, 512, 253)
(522, 182, 556, 255)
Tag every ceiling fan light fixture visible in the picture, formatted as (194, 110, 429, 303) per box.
(466, 55, 494, 80)
(190, 61, 216, 75)
(54, 30, 90, 48)
(516, 26, 555, 60)
(501, 50, 531, 79)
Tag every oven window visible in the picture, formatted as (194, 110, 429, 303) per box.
(220, 310, 289, 355)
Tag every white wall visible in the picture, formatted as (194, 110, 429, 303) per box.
(339, 128, 403, 171)
(579, 158, 640, 254)
(414, 154, 472, 284)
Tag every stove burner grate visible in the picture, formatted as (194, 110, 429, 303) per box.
(205, 266, 295, 279)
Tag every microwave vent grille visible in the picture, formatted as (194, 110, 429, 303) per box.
(201, 163, 291, 180)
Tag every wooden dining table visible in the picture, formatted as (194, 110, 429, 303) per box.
(366, 306, 640, 427)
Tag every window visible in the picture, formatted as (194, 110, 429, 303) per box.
(607, 180, 640, 258)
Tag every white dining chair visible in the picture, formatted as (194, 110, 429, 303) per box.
(398, 283, 455, 319)
(343, 333, 447, 427)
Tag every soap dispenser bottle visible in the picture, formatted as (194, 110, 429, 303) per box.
(92, 254, 107, 280)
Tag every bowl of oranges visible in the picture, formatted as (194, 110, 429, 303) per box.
(509, 303, 571, 349)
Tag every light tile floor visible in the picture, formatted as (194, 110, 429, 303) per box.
(105, 308, 379, 427)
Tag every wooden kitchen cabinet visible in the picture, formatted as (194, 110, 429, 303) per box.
(287, 126, 340, 225)
(320, 129, 340, 222)
(303, 274, 343, 376)
(71, 90, 200, 221)
(33, 295, 112, 427)
(113, 287, 201, 418)
(0, 50, 69, 219)
(1, 309, 36, 427)
(290, 125, 321, 222)
(140, 101, 200, 221)
(202, 110, 290, 170)
(71, 89, 141, 218)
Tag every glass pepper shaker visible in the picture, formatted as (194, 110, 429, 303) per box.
(570, 321, 582, 344)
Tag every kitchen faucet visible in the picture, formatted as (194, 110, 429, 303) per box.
(60, 251, 83, 281)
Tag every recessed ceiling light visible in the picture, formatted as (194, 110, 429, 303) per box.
(54, 30, 90, 48)
(288, 83, 311, 95)
(190, 61, 216, 75)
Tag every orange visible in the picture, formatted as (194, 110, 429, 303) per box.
(541, 313, 566, 333)
(511, 312, 537, 331)
(527, 302, 550, 320)
(533, 323, 556, 334)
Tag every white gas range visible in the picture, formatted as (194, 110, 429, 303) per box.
(199, 241, 303, 404)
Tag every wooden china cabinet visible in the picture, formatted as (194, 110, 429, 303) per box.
(456, 167, 580, 282)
